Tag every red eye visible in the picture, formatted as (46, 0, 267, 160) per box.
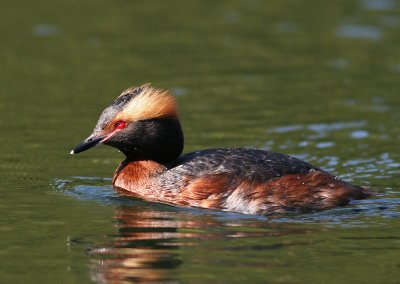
(114, 120, 126, 130)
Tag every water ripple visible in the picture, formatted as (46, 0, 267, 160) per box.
(32, 24, 59, 37)
(336, 24, 382, 40)
(361, 0, 396, 11)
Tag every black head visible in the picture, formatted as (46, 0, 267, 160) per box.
(71, 84, 184, 164)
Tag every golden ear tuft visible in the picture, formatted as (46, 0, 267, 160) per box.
(115, 84, 178, 122)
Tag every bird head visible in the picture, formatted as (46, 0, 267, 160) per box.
(71, 84, 184, 164)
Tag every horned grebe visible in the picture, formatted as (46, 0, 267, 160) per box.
(71, 84, 370, 215)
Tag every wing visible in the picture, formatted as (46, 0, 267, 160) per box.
(159, 148, 368, 214)
(166, 148, 319, 182)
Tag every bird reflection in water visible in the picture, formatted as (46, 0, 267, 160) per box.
(87, 204, 311, 283)
(88, 205, 185, 283)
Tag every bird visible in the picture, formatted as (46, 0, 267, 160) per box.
(70, 83, 371, 215)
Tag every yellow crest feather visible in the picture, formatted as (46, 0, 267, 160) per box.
(114, 84, 178, 122)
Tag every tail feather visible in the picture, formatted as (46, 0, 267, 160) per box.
(351, 185, 374, 200)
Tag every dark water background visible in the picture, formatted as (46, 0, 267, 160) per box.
(1, 0, 400, 283)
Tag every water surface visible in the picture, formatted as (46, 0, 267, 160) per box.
(1, 0, 400, 283)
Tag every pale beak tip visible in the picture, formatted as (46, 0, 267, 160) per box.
(70, 150, 75, 155)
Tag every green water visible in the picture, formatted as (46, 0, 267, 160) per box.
(1, 0, 400, 283)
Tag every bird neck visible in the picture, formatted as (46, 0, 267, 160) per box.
(113, 159, 166, 189)
(115, 117, 184, 165)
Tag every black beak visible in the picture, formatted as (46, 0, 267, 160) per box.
(70, 135, 103, 154)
